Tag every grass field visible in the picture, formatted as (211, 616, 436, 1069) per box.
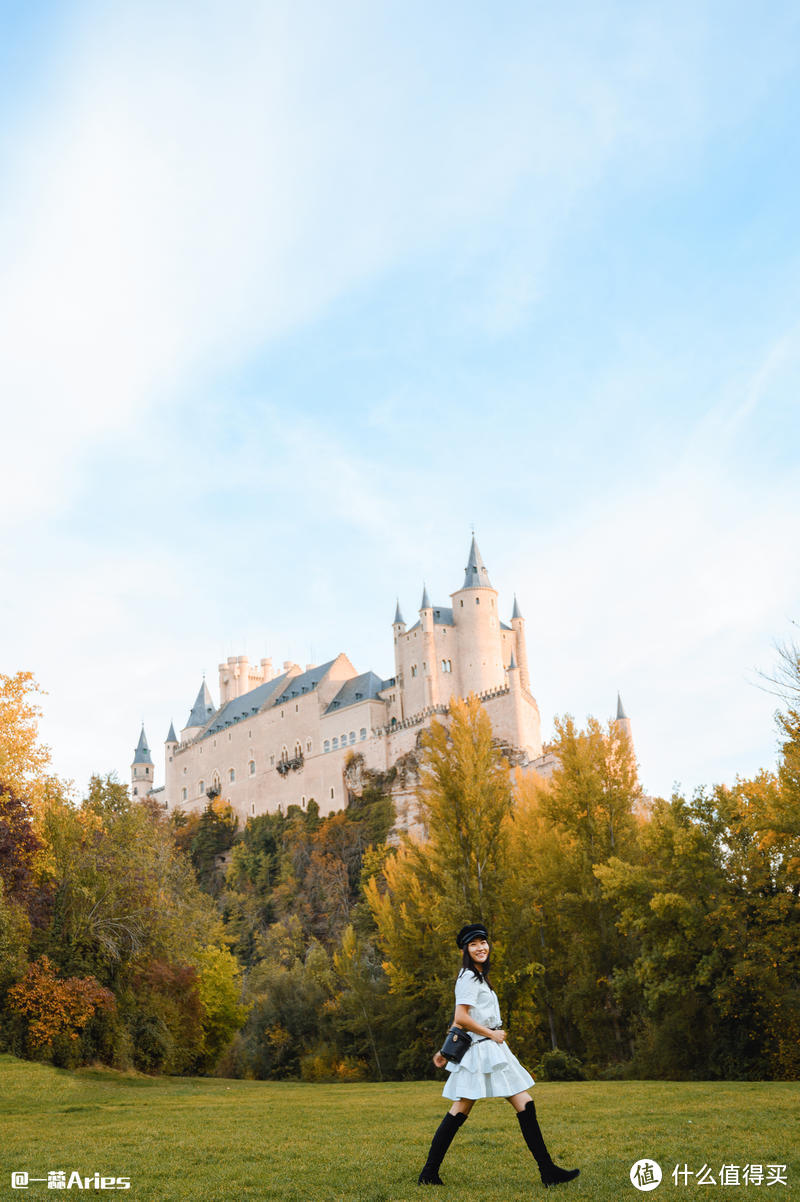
(0, 1055, 797, 1201)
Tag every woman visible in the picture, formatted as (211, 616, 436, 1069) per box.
(418, 922, 579, 1189)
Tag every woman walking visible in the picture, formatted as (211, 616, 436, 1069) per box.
(418, 923, 579, 1189)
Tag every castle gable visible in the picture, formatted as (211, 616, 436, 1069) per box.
(325, 671, 385, 714)
(273, 659, 338, 705)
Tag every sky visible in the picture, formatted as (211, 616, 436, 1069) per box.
(2, 0, 799, 803)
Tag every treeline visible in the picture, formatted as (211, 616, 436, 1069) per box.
(2, 664, 799, 1081)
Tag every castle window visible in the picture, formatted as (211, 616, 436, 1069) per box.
(281, 746, 289, 764)
(306, 739, 312, 753)
(341, 734, 346, 746)
(410, 665, 417, 678)
(183, 767, 187, 775)
(324, 740, 330, 753)
(229, 768, 235, 783)
(330, 787, 335, 800)
(270, 755, 275, 767)
(251, 802, 255, 815)
(360, 728, 367, 740)
(212, 772, 221, 791)
(349, 731, 356, 744)
(441, 659, 452, 673)
(199, 780, 205, 794)
(332, 737, 338, 750)
(249, 760, 256, 776)
(133, 787, 138, 796)
(476, 597, 480, 605)
(296, 704, 299, 712)
(460, 600, 463, 607)
(301, 795, 306, 807)
(294, 741, 302, 758)
(182, 788, 187, 801)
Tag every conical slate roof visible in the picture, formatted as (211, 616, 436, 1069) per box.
(420, 583, 431, 609)
(511, 594, 523, 620)
(462, 535, 492, 589)
(186, 680, 215, 728)
(393, 600, 405, 625)
(508, 650, 518, 670)
(133, 725, 153, 765)
(616, 692, 628, 721)
(166, 721, 178, 743)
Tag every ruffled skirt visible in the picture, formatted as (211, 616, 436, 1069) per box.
(442, 1037, 535, 1100)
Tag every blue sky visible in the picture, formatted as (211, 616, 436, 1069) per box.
(2, 1, 799, 801)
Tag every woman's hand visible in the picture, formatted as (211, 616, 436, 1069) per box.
(489, 1028, 506, 1043)
(432, 1051, 447, 1068)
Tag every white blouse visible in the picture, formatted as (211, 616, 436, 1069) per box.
(454, 969, 502, 1029)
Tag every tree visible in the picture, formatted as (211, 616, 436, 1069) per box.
(366, 695, 515, 1075)
(0, 672, 51, 806)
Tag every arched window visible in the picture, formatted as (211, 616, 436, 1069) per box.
(199, 779, 205, 794)
(182, 787, 187, 801)
(281, 746, 289, 764)
(332, 737, 338, 750)
(360, 728, 367, 740)
(294, 741, 302, 759)
(251, 802, 255, 815)
(212, 772, 221, 792)
(249, 760, 256, 776)
(330, 786, 335, 799)
(229, 768, 235, 783)
(410, 664, 417, 678)
(324, 740, 330, 753)
(349, 731, 356, 744)
(306, 739, 312, 753)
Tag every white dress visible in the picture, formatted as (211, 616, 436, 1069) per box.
(442, 969, 535, 1100)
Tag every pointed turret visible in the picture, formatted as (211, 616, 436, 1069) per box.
(510, 590, 530, 691)
(393, 599, 405, 626)
(462, 535, 492, 589)
(614, 692, 633, 750)
(130, 725, 154, 798)
(185, 680, 215, 730)
(420, 583, 431, 610)
(166, 721, 178, 744)
(133, 725, 153, 765)
(508, 649, 518, 670)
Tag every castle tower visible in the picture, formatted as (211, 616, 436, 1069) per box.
(510, 594, 531, 692)
(615, 693, 634, 749)
(450, 535, 504, 696)
(419, 584, 440, 708)
(392, 600, 406, 719)
(182, 680, 215, 740)
(131, 725, 153, 799)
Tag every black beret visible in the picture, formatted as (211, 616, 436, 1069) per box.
(456, 923, 489, 948)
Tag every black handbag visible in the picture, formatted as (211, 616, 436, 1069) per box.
(440, 1025, 472, 1063)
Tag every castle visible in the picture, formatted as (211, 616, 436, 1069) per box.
(131, 537, 631, 823)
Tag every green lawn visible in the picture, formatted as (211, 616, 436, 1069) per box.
(0, 1055, 796, 1200)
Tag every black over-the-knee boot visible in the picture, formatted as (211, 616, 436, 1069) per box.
(418, 1111, 467, 1185)
(517, 1100, 579, 1188)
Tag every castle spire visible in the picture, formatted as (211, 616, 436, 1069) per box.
(166, 720, 177, 744)
(420, 583, 431, 609)
(462, 535, 492, 589)
(133, 725, 153, 765)
(511, 594, 522, 620)
(393, 599, 405, 626)
(186, 680, 215, 728)
(616, 692, 628, 721)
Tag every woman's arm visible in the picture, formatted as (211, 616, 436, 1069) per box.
(454, 1004, 505, 1043)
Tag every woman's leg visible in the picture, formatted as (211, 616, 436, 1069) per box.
(418, 1099, 474, 1185)
(507, 1092, 579, 1188)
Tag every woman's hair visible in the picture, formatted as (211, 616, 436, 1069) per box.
(461, 943, 493, 990)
